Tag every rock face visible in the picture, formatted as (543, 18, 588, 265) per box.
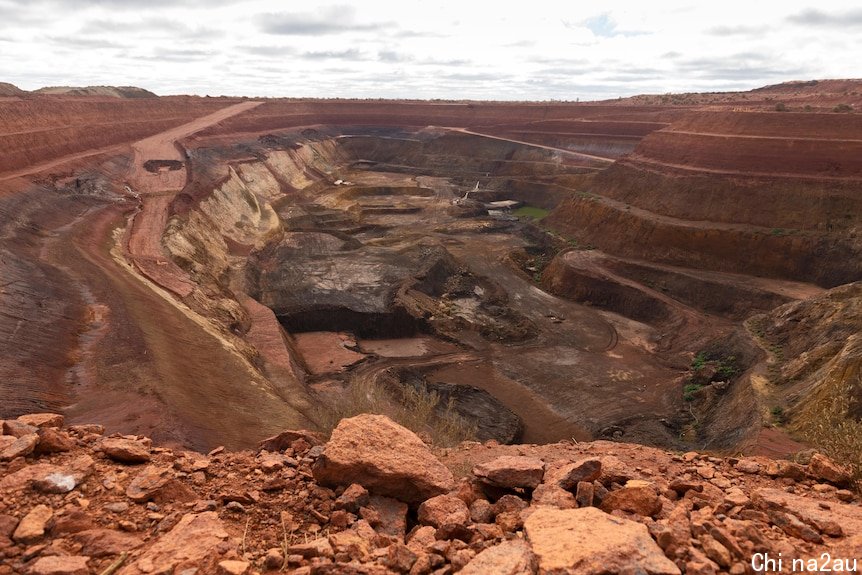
(524, 507, 680, 575)
(312, 414, 455, 503)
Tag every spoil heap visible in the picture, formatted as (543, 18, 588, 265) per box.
(1, 413, 859, 574)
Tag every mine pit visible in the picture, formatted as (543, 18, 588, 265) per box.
(2, 95, 860, 476)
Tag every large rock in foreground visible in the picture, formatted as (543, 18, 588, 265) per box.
(524, 507, 680, 575)
(312, 415, 454, 504)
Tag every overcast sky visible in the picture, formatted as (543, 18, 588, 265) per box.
(1, 0, 860, 100)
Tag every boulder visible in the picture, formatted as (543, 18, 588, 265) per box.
(3, 419, 38, 438)
(459, 539, 537, 575)
(808, 453, 852, 486)
(101, 437, 151, 464)
(35, 428, 75, 454)
(524, 507, 680, 575)
(417, 494, 470, 528)
(118, 512, 231, 575)
(0, 433, 38, 460)
(473, 456, 545, 489)
(17, 413, 64, 429)
(312, 415, 454, 503)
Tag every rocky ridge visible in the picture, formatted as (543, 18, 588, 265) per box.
(1, 413, 860, 574)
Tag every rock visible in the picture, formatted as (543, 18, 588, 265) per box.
(597, 456, 631, 486)
(723, 487, 750, 508)
(530, 483, 577, 509)
(28, 556, 90, 575)
(492, 494, 528, 516)
(13, 504, 53, 544)
(368, 495, 409, 541)
(735, 459, 761, 474)
(312, 415, 454, 503)
(837, 489, 855, 502)
(32, 472, 77, 494)
(385, 542, 418, 573)
(329, 529, 370, 560)
(696, 466, 715, 479)
(288, 537, 334, 559)
(0, 433, 38, 460)
(259, 429, 322, 452)
(764, 460, 806, 480)
(71, 528, 143, 557)
(767, 509, 823, 543)
(544, 458, 602, 490)
(752, 488, 862, 538)
(17, 413, 64, 429)
(575, 482, 594, 508)
(700, 535, 732, 568)
(335, 484, 371, 513)
(472, 456, 545, 489)
(417, 494, 470, 528)
(263, 548, 285, 570)
(808, 453, 852, 486)
(0, 435, 14, 451)
(459, 539, 537, 575)
(101, 437, 151, 464)
(3, 420, 38, 438)
(34, 428, 75, 454)
(218, 560, 250, 575)
(469, 499, 493, 523)
(669, 479, 704, 495)
(0, 514, 17, 538)
(125, 465, 195, 503)
(118, 512, 231, 575)
(600, 480, 662, 517)
(30, 455, 94, 494)
(524, 507, 680, 575)
(49, 510, 97, 535)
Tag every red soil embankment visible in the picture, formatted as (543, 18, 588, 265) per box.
(631, 111, 862, 178)
(0, 96, 238, 176)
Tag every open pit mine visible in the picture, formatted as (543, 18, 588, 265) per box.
(1, 81, 861, 574)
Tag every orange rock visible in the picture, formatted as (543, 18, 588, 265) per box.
(17, 413, 64, 429)
(12, 504, 53, 544)
(100, 437, 151, 464)
(524, 507, 680, 575)
(28, 555, 90, 575)
(472, 456, 545, 489)
(312, 415, 454, 503)
(459, 539, 537, 575)
(600, 481, 662, 517)
(417, 495, 470, 528)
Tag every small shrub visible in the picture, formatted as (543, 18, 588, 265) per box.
(691, 352, 707, 371)
(683, 383, 703, 402)
(774, 102, 787, 112)
(833, 103, 854, 113)
(771, 406, 786, 425)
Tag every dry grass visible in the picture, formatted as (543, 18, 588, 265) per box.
(315, 375, 478, 447)
(789, 348, 862, 485)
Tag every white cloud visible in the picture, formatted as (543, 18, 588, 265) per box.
(1, 0, 860, 99)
